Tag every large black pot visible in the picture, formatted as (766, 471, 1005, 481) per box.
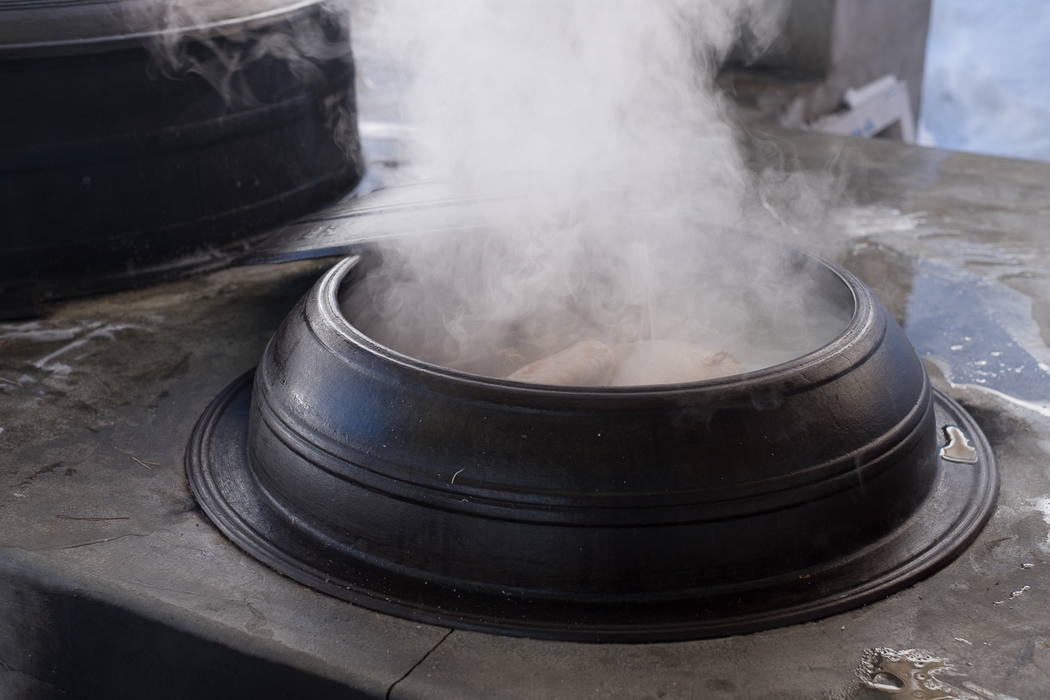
(187, 250, 997, 642)
(0, 0, 362, 317)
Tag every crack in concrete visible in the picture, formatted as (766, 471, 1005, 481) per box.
(385, 628, 454, 700)
(37, 531, 155, 551)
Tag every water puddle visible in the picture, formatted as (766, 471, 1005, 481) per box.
(904, 258, 1050, 413)
(833, 205, 1050, 415)
(856, 648, 1018, 700)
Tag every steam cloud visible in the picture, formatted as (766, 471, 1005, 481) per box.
(132, 1, 363, 164)
(342, 0, 851, 382)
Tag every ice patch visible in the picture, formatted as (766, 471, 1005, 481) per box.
(1033, 497, 1050, 554)
(0, 322, 81, 343)
(831, 206, 926, 238)
(32, 324, 138, 376)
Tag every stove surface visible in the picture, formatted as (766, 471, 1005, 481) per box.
(2, 131, 1049, 699)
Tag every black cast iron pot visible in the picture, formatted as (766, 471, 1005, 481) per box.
(187, 250, 997, 642)
(0, 0, 362, 318)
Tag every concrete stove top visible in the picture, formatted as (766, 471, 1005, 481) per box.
(3, 130, 1049, 699)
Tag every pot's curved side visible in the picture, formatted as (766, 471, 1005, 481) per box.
(245, 252, 940, 594)
(186, 363, 996, 642)
(0, 2, 362, 317)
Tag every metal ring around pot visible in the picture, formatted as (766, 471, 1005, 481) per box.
(186, 252, 998, 642)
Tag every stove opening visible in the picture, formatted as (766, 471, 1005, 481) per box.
(339, 230, 855, 385)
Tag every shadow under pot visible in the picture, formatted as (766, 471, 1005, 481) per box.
(187, 250, 997, 642)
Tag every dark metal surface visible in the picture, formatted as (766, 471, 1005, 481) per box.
(0, 0, 322, 58)
(186, 251, 998, 642)
(0, 1, 363, 318)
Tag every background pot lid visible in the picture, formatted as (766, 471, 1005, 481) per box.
(0, 0, 322, 56)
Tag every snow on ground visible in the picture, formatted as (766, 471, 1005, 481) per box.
(919, 0, 1050, 162)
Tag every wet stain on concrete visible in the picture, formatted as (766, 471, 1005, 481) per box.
(1006, 640, 1035, 677)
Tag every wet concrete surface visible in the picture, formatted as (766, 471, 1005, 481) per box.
(4, 131, 1050, 698)
(0, 262, 450, 699)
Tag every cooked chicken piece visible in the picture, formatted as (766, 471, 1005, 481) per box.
(505, 339, 616, 386)
(609, 340, 744, 386)
(446, 346, 530, 378)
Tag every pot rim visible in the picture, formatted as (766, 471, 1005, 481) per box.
(317, 249, 871, 399)
(0, 0, 325, 58)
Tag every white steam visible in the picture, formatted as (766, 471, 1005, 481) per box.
(136, 2, 353, 107)
(368, 0, 774, 203)
(343, 0, 850, 383)
(132, 1, 365, 167)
